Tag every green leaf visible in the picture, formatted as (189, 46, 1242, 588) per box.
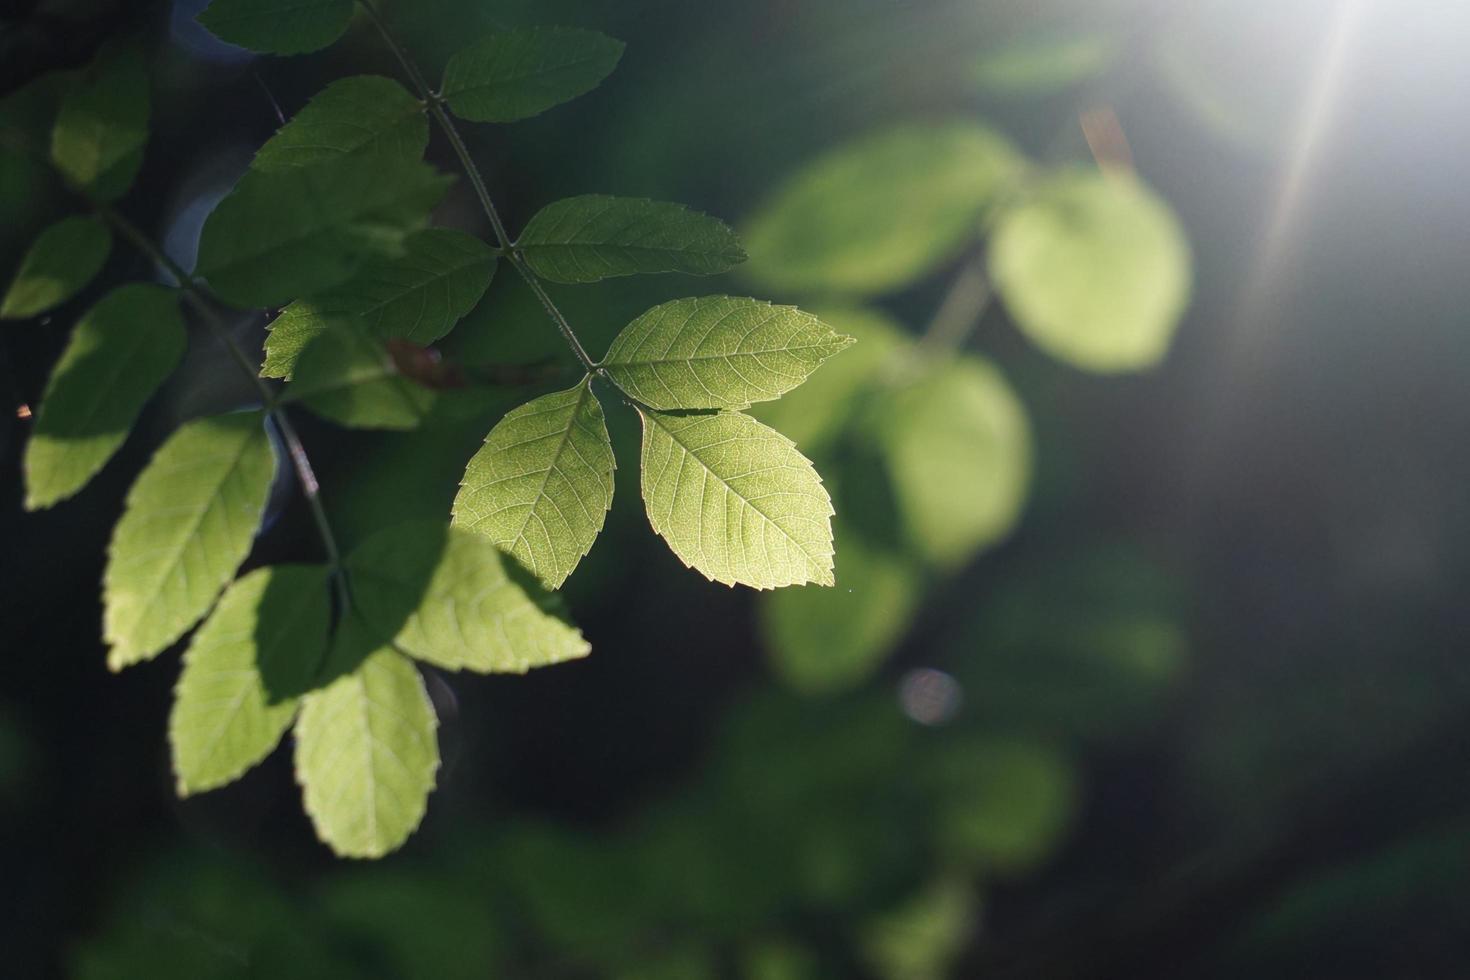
(873, 357, 1030, 569)
(23, 284, 186, 510)
(290, 321, 436, 430)
(103, 412, 276, 670)
(262, 228, 495, 378)
(1, 215, 111, 319)
(251, 75, 427, 171)
(49, 45, 149, 201)
(638, 409, 835, 589)
(972, 32, 1117, 96)
(859, 877, 979, 980)
(602, 296, 853, 411)
(441, 27, 624, 123)
(742, 122, 1024, 297)
(989, 170, 1191, 372)
(346, 522, 591, 673)
(295, 645, 438, 858)
(197, 0, 354, 55)
(168, 565, 331, 796)
(196, 155, 451, 309)
(517, 195, 745, 283)
(452, 378, 614, 589)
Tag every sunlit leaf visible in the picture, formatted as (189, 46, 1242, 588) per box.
(972, 31, 1117, 96)
(169, 565, 330, 795)
(452, 378, 614, 589)
(1, 215, 111, 319)
(24, 284, 185, 510)
(346, 522, 590, 673)
(441, 27, 624, 123)
(859, 877, 979, 980)
(639, 408, 835, 589)
(290, 321, 436, 429)
(252, 75, 427, 171)
(603, 296, 853, 411)
(196, 155, 451, 308)
(49, 45, 148, 201)
(517, 195, 745, 283)
(295, 644, 438, 858)
(103, 412, 276, 670)
(262, 228, 495, 377)
(197, 0, 354, 56)
(742, 122, 1024, 297)
(989, 170, 1191, 372)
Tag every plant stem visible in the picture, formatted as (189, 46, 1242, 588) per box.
(918, 251, 994, 356)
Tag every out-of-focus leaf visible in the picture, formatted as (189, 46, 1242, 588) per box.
(49, 45, 149, 201)
(742, 122, 1024, 297)
(742, 939, 820, 980)
(1, 215, 111, 319)
(858, 877, 979, 980)
(291, 322, 436, 429)
(972, 32, 1117, 96)
(23, 284, 185, 510)
(103, 412, 275, 670)
(197, 0, 354, 56)
(990, 170, 1191, 372)
(518, 195, 745, 283)
(441, 28, 624, 123)
(252, 75, 427, 171)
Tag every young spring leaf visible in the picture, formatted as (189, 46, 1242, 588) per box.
(251, 75, 428, 171)
(23, 284, 186, 510)
(517, 195, 745, 283)
(104, 412, 276, 670)
(1, 215, 111, 319)
(988, 170, 1191, 372)
(196, 155, 452, 309)
(262, 228, 496, 378)
(346, 522, 590, 673)
(197, 0, 354, 56)
(452, 378, 614, 589)
(638, 408, 835, 589)
(602, 296, 853, 411)
(290, 322, 436, 430)
(168, 565, 331, 796)
(295, 645, 439, 859)
(440, 27, 624, 123)
(49, 45, 149, 201)
(741, 122, 1024, 297)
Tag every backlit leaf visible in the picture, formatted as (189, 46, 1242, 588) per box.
(639, 409, 835, 589)
(104, 412, 276, 670)
(972, 32, 1117, 96)
(453, 378, 614, 588)
(1, 215, 111, 319)
(252, 75, 427, 171)
(291, 322, 436, 429)
(49, 45, 149, 201)
(602, 296, 853, 411)
(441, 28, 624, 123)
(518, 195, 745, 283)
(24, 284, 186, 510)
(198, 0, 354, 56)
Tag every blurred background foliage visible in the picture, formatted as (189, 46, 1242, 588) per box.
(4, 0, 1470, 976)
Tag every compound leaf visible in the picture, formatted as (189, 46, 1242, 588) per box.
(638, 409, 835, 589)
(252, 75, 427, 171)
(291, 322, 436, 430)
(441, 28, 624, 123)
(104, 412, 276, 670)
(452, 378, 614, 588)
(603, 296, 853, 411)
(198, 0, 354, 56)
(517, 195, 745, 283)
(1, 215, 111, 319)
(24, 284, 186, 510)
(49, 45, 149, 201)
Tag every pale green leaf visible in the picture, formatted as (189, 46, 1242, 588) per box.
(346, 521, 590, 673)
(639, 409, 835, 589)
(441, 28, 624, 123)
(742, 122, 1024, 297)
(169, 565, 331, 796)
(262, 228, 495, 378)
(972, 32, 1117, 96)
(24, 284, 186, 510)
(859, 877, 979, 980)
(49, 45, 149, 201)
(104, 412, 276, 670)
(452, 378, 614, 588)
(989, 170, 1191, 372)
(295, 644, 438, 858)
(602, 296, 853, 411)
(1, 215, 111, 319)
(252, 75, 427, 171)
(196, 155, 451, 309)
(197, 0, 354, 55)
(517, 195, 745, 283)
(874, 357, 1030, 569)
(290, 321, 435, 430)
